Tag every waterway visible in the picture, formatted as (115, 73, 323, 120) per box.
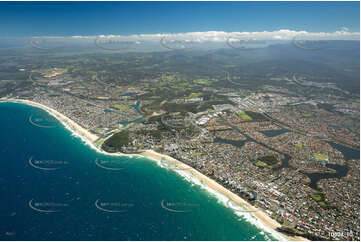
(305, 142, 360, 190)
(259, 129, 289, 138)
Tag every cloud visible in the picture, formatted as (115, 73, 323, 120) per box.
(68, 29, 360, 42)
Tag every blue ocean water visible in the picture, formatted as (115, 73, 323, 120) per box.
(0, 102, 278, 241)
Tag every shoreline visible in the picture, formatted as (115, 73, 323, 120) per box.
(140, 150, 307, 241)
(2, 98, 99, 143)
(1, 98, 307, 241)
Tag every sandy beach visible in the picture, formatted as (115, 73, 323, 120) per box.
(1, 98, 307, 241)
(141, 150, 308, 241)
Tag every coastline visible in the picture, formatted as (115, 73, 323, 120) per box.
(140, 150, 307, 241)
(1, 98, 307, 241)
(2, 98, 99, 143)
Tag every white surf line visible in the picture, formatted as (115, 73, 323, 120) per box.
(159, 157, 193, 171)
(140, 153, 287, 240)
(226, 199, 260, 213)
(145, 154, 288, 241)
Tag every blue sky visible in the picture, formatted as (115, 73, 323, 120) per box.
(0, 1, 359, 37)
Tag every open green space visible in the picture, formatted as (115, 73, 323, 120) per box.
(186, 92, 202, 99)
(310, 192, 330, 209)
(295, 143, 303, 149)
(258, 155, 278, 165)
(102, 130, 130, 152)
(312, 153, 328, 161)
(255, 161, 268, 168)
(237, 111, 252, 120)
(244, 111, 268, 121)
(278, 225, 306, 236)
(302, 113, 312, 118)
(194, 78, 213, 85)
(191, 152, 203, 157)
(111, 104, 131, 112)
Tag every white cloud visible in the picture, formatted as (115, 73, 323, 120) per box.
(69, 29, 359, 41)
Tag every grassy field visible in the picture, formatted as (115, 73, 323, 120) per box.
(244, 111, 268, 121)
(191, 152, 203, 157)
(310, 192, 329, 209)
(295, 143, 303, 149)
(258, 155, 278, 165)
(311, 193, 323, 201)
(302, 113, 312, 118)
(312, 153, 328, 161)
(237, 111, 252, 120)
(194, 78, 213, 86)
(111, 104, 131, 112)
(255, 161, 268, 168)
(186, 92, 202, 99)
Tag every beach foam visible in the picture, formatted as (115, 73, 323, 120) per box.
(157, 162, 287, 241)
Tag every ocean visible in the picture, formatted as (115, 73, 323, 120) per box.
(0, 102, 280, 241)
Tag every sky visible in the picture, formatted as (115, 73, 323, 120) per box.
(0, 1, 359, 37)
